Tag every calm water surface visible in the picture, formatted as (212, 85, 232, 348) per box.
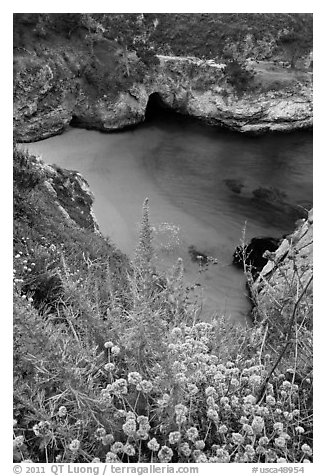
(23, 117, 312, 323)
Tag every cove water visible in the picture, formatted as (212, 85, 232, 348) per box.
(22, 116, 312, 324)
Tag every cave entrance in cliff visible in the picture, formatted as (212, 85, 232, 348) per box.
(145, 92, 174, 121)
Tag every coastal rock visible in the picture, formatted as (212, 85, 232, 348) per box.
(29, 156, 100, 233)
(14, 52, 313, 142)
(253, 210, 313, 316)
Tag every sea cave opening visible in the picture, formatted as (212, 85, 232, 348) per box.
(145, 92, 176, 122)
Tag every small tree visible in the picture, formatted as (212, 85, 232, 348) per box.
(100, 14, 159, 77)
(276, 17, 312, 69)
(223, 59, 255, 94)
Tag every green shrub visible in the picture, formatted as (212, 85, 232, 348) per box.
(223, 60, 255, 95)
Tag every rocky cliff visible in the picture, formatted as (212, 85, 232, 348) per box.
(14, 48, 313, 142)
(251, 210, 313, 375)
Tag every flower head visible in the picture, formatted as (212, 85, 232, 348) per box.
(186, 426, 199, 442)
(207, 408, 219, 422)
(218, 424, 228, 434)
(301, 444, 313, 457)
(69, 439, 81, 452)
(273, 422, 284, 434)
(232, 433, 244, 445)
(58, 406, 67, 418)
(251, 416, 265, 434)
(158, 445, 173, 462)
(259, 436, 269, 446)
(205, 386, 216, 397)
(112, 378, 128, 395)
(127, 372, 142, 385)
(179, 442, 191, 457)
(13, 435, 24, 448)
(105, 451, 119, 463)
(123, 443, 136, 456)
(94, 427, 106, 441)
(148, 438, 160, 451)
(195, 440, 205, 450)
(104, 363, 115, 372)
(122, 419, 136, 437)
(136, 379, 153, 394)
(102, 434, 114, 446)
(111, 345, 120, 356)
(168, 431, 181, 444)
(111, 442, 124, 454)
(274, 436, 286, 448)
(295, 426, 305, 434)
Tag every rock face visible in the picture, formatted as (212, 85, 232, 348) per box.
(252, 209, 313, 339)
(14, 51, 313, 142)
(29, 155, 100, 233)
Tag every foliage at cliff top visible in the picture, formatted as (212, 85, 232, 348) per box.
(14, 13, 312, 65)
(146, 13, 312, 65)
(13, 148, 312, 463)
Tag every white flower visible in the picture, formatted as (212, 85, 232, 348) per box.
(111, 442, 124, 454)
(69, 439, 81, 452)
(148, 438, 160, 451)
(301, 444, 312, 456)
(111, 346, 120, 356)
(232, 433, 244, 445)
(104, 363, 115, 372)
(266, 395, 276, 406)
(136, 379, 153, 394)
(195, 440, 205, 450)
(244, 394, 256, 405)
(274, 437, 286, 448)
(273, 422, 283, 434)
(295, 426, 305, 434)
(186, 426, 199, 442)
(123, 443, 135, 456)
(105, 451, 119, 462)
(205, 386, 216, 397)
(122, 419, 136, 436)
(58, 406, 67, 417)
(251, 416, 265, 434)
(127, 372, 142, 385)
(179, 442, 191, 457)
(158, 445, 173, 462)
(168, 431, 181, 444)
(13, 435, 24, 448)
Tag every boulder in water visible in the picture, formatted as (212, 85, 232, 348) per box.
(188, 245, 209, 264)
(233, 236, 280, 275)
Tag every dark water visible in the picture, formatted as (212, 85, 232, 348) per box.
(22, 116, 312, 324)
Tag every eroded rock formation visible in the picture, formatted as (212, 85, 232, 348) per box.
(14, 52, 313, 142)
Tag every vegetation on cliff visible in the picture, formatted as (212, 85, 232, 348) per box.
(150, 14, 312, 66)
(13, 149, 313, 463)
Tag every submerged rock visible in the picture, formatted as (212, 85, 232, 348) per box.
(224, 178, 245, 194)
(188, 245, 209, 264)
(252, 186, 287, 203)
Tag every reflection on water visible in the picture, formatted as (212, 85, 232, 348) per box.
(22, 117, 312, 324)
